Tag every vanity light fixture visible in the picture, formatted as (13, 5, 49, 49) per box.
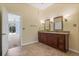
(65, 19, 68, 22)
(50, 17, 54, 22)
(40, 20, 45, 24)
(73, 24, 77, 27)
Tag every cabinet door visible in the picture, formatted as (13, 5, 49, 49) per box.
(38, 33, 44, 42)
(58, 34, 65, 51)
(38, 32, 41, 42)
(38, 33, 47, 44)
(47, 33, 58, 48)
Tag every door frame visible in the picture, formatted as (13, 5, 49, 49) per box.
(7, 12, 23, 48)
(2, 6, 9, 56)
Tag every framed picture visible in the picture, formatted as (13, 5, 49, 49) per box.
(44, 19, 50, 31)
(54, 16, 63, 31)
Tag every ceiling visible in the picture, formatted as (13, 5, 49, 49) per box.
(28, 3, 54, 10)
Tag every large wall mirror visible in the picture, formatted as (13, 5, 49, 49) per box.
(54, 16, 63, 31)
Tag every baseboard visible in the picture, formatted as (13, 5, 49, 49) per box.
(69, 48, 79, 53)
(22, 41, 38, 46)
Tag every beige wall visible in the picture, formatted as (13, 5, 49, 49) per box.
(63, 12, 79, 51)
(0, 4, 41, 45)
(41, 4, 79, 51)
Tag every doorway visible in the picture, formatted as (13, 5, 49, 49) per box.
(8, 13, 21, 49)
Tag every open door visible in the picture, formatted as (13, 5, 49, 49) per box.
(1, 6, 8, 56)
(8, 13, 21, 49)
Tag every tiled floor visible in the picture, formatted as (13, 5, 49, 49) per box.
(7, 42, 79, 56)
(8, 33, 20, 49)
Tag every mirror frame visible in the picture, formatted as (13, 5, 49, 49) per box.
(44, 19, 50, 31)
(54, 16, 63, 31)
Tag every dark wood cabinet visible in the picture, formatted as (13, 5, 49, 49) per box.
(38, 31, 69, 52)
(47, 34, 58, 48)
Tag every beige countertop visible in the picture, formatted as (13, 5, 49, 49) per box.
(38, 31, 70, 34)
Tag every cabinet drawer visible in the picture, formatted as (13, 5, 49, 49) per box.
(58, 35, 65, 43)
(51, 43, 57, 48)
(58, 43, 65, 51)
(59, 39, 65, 44)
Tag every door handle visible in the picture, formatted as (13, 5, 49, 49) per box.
(0, 33, 7, 35)
(2, 33, 7, 35)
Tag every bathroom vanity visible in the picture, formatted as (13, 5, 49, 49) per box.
(38, 31, 69, 52)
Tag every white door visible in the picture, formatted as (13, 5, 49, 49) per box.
(2, 6, 8, 56)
